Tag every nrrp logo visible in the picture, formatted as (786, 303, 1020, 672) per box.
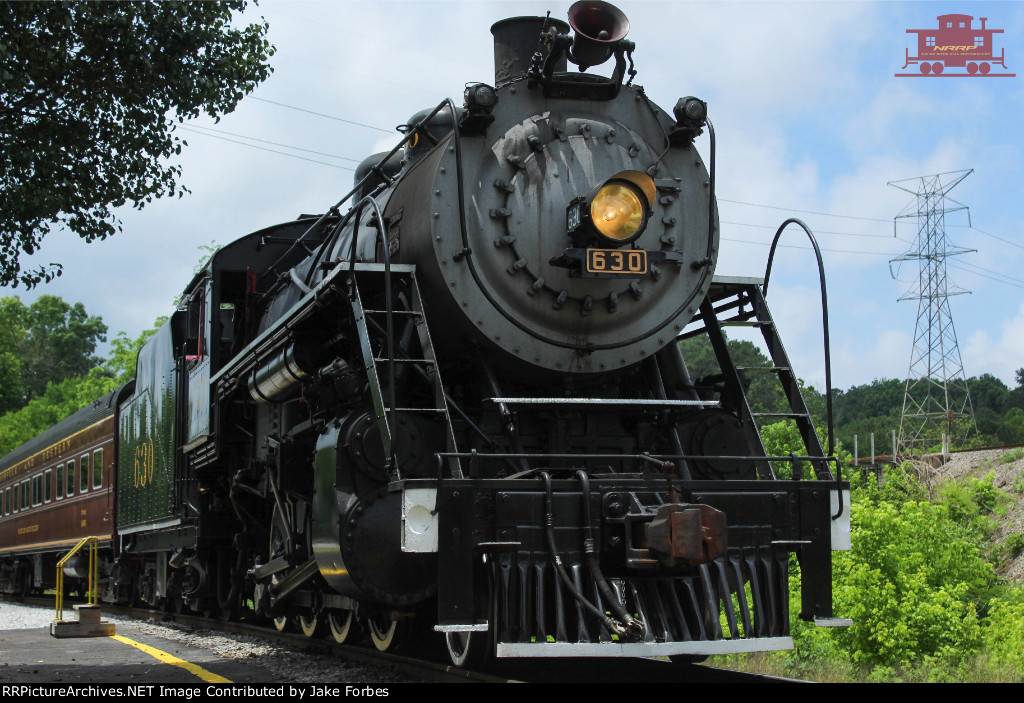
(896, 13, 1015, 77)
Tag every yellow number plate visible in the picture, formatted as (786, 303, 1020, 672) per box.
(585, 249, 648, 276)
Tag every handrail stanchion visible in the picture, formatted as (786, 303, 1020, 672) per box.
(54, 536, 98, 622)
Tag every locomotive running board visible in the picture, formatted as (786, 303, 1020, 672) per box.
(496, 637, 793, 657)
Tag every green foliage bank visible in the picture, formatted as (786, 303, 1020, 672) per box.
(716, 434, 1024, 682)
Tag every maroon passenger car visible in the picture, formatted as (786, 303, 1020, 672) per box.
(0, 390, 120, 596)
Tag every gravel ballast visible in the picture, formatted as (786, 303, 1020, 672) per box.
(0, 601, 416, 683)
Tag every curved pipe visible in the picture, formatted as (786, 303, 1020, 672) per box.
(763, 217, 844, 518)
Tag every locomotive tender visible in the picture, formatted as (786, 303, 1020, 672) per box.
(0, 2, 850, 667)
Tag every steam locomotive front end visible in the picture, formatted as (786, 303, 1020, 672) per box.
(364, 9, 718, 377)
(374, 2, 851, 664)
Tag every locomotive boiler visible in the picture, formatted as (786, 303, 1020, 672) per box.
(1, 1, 850, 668)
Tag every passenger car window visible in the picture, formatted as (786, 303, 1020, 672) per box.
(93, 448, 103, 489)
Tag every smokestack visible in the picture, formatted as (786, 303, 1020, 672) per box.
(490, 16, 570, 88)
(981, 17, 987, 30)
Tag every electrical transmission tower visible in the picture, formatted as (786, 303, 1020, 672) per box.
(889, 170, 977, 457)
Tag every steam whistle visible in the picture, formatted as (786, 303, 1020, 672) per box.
(567, 0, 630, 71)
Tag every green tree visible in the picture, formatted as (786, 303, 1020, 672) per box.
(830, 378, 905, 456)
(0, 315, 163, 456)
(21, 295, 108, 400)
(678, 336, 787, 415)
(999, 408, 1024, 445)
(1009, 369, 1024, 413)
(0, 369, 123, 456)
(105, 317, 165, 382)
(969, 374, 1011, 414)
(833, 378, 904, 426)
(0, 1, 273, 286)
(0, 295, 107, 412)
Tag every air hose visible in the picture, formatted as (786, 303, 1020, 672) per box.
(575, 470, 645, 641)
(539, 472, 645, 641)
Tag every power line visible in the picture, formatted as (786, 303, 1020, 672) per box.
(273, 52, 443, 99)
(183, 124, 362, 163)
(948, 263, 1024, 290)
(722, 197, 1024, 258)
(719, 198, 895, 223)
(720, 219, 893, 239)
(949, 260, 1024, 288)
(249, 97, 395, 134)
(266, 8, 475, 69)
(720, 235, 901, 257)
(178, 127, 354, 171)
(970, 226, 1024, 252)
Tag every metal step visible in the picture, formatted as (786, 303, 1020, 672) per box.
(486, 397, 717, 407)
(363, 309, 423, 316)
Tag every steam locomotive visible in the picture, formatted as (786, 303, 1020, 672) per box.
(0, 1, 850, 667)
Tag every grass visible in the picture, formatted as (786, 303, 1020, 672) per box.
(708, 651, 1024, 683)
(998, 448, 1024, 465)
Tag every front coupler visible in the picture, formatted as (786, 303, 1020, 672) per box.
(416, 473, 847, 657)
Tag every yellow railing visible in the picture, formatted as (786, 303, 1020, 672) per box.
(54, 536, 99, 622)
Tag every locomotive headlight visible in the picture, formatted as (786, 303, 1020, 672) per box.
(567, 170, 656, 247)
(591, 181, 646, 243)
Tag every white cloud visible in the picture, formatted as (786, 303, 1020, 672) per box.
(964, 299, 1024, 386)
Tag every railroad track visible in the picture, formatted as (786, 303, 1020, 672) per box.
(9, 595, 801, 683)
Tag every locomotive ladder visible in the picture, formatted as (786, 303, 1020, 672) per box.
(692, 277, 831, 480)
(348, 264, 460, 478)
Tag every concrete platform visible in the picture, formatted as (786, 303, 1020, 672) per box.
(0, 623, 267, 683)
(50, 604, 116, 638)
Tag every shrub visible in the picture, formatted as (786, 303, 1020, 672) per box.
(787, 465, 995, 668)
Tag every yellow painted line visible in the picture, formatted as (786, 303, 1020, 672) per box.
(109, 634, 233, 683)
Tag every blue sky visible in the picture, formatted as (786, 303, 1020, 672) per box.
(14, 0, 1024, 393)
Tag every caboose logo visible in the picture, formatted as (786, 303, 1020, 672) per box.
(896, 13, 1015, 77)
